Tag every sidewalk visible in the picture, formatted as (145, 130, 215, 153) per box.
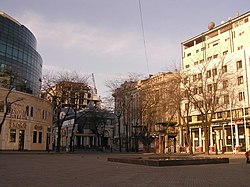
(0, 151, 249, 187)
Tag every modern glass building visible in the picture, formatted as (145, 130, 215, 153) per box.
(0, 11, 42, 96)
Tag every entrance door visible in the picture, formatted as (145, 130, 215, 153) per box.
(18, 130, 25, 150)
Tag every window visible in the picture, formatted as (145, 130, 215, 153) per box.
(184, 90, 188, 97)
(207, 56, 212, 61)
(33, 131, 37, 143)
(0, 101, 4, 112)
(207, 84, 212, 92)
(199, 59, 204, 64)
(213, 83, 218, 91)
(196, 49, 199, 53)
(223, 80, 228, 88)
(30, 107, 34, 117)
(194, 61, 198, 65)
(223, 50, 228, 56)
(213, 54, 218, 59)
(201, 47, 206, 51)
(222, 65, 227, 73)
(213, 43, 219, 47)
(215, 97, 219, 105)
(198, 101, 203, 108)
(184, 77, 188, 84)
(26, 106, 29, 116)
(6, 102, 11, 114)
(224, 95, 229, 104)
(193, 74, 197, 82)
(238, 76, 243, 85)
(193, 87, 198, 95)
(187, 53, 191, 57)
(242, 108, 249, 115)
(212, 68, 217, 76)
(198, 73, 202, 80)
(9, 129, 16, 142)
(38, 132, 42, 143)
(217, 112, 223, 119)
(237, 46, 243, 50)
(239, 31, 245, 36)
(207, 70, 211, 78)
(198, 87, 203, 94)
(239, 92, 245, 101)
(236, 60, 242, 70)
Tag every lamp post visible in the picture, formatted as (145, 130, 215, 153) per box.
(152, 133, 159, 154)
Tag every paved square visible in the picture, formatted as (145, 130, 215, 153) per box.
(0, 152, 249, 187)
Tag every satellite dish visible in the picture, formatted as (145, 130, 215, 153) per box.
(208, 22, 215, 30)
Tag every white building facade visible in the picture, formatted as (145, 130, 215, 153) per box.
(181, 11, 250, 153)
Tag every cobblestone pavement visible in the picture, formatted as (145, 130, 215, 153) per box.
(0, 152, 249, 187)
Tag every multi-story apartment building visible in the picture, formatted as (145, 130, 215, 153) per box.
(139, 72, 180, 153)
(181, 11, 250, 153)
(0, 12, 52, 150)
(113, 81, 139, 152)
(46, 81, 101, 110)
(113, 72, 180, 153)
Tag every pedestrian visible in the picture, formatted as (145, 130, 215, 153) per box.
(245, 150, 250, 163)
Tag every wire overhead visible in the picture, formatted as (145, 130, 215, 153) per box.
(138, 0, 150, 75)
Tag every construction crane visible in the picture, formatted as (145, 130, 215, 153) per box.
(91, 73, 97, 95)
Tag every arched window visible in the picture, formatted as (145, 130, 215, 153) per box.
(26, 106, 29, 116)
(30, 106, 34, 117)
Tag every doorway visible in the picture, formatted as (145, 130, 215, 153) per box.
(18, 130, 25, 150)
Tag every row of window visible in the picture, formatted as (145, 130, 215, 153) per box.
(0, 102, 49, 121)
(188, 108, 249, 123)
(185, 91, 245, 111)
(9, 129, 42, 143)
(185, 62, 243, 84)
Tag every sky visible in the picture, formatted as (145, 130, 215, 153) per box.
(1, 0, 250, 98)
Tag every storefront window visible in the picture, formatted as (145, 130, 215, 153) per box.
(38, 131, 42, 143)
(9, 129, 16, 142)
(33, 131, 37, 143)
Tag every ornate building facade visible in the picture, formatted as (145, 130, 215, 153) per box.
(0, 12, 52, 151)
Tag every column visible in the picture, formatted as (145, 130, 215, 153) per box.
(222, 124, 226, 153)
(210, 127, 214, 152)
(164, 134, 168, 153)
(159, 136, 163, 154)
(235, 124, 240, 152)
(198, 127, 203, 152)
(178, 127, 183, 152)
(246, 128, 249, 151)
(192, 131, 195, 153)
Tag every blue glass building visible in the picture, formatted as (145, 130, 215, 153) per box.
(0, 11, 42, 96)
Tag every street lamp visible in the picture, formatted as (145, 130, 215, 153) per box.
(152, 133, 159, 153)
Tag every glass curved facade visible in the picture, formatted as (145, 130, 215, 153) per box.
(0, 12, 42, 96)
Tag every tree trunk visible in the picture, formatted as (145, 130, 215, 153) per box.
(203, 125, 210, 155)
(118, 117, 122, 152)
(56, 125, 61, 152)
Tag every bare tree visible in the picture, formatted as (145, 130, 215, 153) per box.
(180, 51, 237, 154)
(105, 73, 142, 152)
(0, 68, 23, 133)
(42, 70, 89, 152)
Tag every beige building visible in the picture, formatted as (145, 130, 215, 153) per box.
(181, 11, 250, 153)
(45, 81, 101, 110)
(139, 72, 179, 153)
(113, 72, 180, 153)
(0, 87, 53, 150)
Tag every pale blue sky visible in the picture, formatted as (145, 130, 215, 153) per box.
(1, 0, 250, 97)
